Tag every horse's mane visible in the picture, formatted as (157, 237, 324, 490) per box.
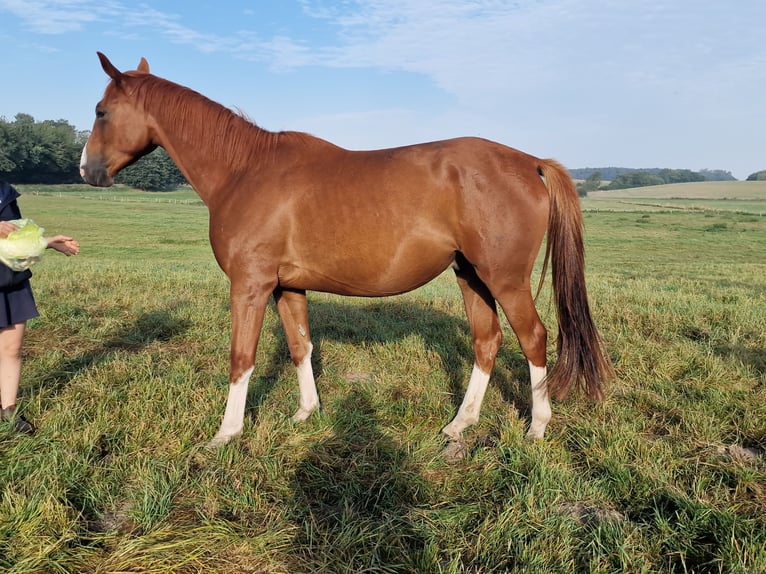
(131, 74, 311, 170)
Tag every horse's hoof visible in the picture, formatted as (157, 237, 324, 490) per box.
(524, 429, 545, 441)
(205, 434, 232, 450)
(291, 406, 317, 423)
(442, 439, 468, 462)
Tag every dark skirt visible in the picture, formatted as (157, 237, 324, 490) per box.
(0, 280, 39, 328)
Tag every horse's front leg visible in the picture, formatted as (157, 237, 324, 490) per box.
(274, 287, 319, 422)
(208, 279, 274, 448)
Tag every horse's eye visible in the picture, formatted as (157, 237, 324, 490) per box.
(96, 109, 106, 119)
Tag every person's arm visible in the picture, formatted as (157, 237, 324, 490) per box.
(45, 235, 80, 256)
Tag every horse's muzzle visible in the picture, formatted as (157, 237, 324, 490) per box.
(80, 145, 114, 187)
(81, 163, 114, 187)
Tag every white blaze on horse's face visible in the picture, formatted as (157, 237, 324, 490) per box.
(79, 144, 89, 179)
(79, 138, 112, 186)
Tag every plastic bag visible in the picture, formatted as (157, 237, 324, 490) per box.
(0, 219, 47, 271)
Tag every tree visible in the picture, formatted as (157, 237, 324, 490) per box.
(604, 168, 710, 190)
(605, 172, 664, 190)
(0, 114, 84, 183)
(746, 170, 766, 181)
(657, 168, 705, 184)
(576, 171, 601, 197)
(699, 169, 736, 181)
(0, 121, 15, 172)
(115, 147, 187, 191)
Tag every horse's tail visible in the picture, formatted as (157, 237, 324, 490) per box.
(535, 159, 614, 400)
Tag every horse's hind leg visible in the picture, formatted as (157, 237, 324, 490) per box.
(274, 288, 319, 422)
(494, 287, 551, 439)
(441, 265, 502, 442)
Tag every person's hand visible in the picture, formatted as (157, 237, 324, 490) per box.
(46, 236, 80, 256)
(0, 221, 20, 239)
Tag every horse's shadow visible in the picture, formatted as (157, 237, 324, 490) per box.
(289, 388, 431, 571)
(30, 306, 192, 398)
(714, 342, 765, 385)
(247, 297, 534, 427)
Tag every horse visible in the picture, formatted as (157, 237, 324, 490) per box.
(80, 53, 614, 451)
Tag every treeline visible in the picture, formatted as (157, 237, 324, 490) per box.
(604, 168, 705, 190)
(575, 169, 713, 195)
(1, 114, 87, 183)
(3, 113, 764, 192)
(1, 114, 186, 190)
(569, 167, 736, 182)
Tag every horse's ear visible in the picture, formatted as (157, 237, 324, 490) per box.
(137, 57, 150, 73)
(97, 52, 123, 84)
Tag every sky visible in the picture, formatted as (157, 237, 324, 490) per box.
(1, 0, 764, 179)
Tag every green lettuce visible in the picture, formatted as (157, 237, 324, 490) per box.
(0, 219, 47, 271)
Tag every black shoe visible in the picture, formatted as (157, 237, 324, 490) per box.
(1, 405, 35, 435)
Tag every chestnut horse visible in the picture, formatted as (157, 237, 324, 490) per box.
(80, 53, 613, 449)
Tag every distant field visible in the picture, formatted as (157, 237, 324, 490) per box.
(1, 184, 764, 573)
(588, 180, 766, 199)
(584, 180, 766, 214)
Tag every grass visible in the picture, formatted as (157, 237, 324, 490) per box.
(0, 183, 764, 573)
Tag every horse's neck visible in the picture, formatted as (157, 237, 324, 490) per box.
(149, 93, 265, 205)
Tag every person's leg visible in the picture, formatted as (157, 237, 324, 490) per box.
(0, 322, 34, 434)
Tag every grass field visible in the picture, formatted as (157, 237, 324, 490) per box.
(1, 182, 764, 573)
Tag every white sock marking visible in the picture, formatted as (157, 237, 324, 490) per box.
(292, 342, 318, 422)
(526, 362, 551, 439)
(441, 363, 491, 440)
(209, 366, 253, 447)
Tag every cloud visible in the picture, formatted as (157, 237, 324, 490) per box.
(286, 1, 766, 103)
(0, 0, 111, 33)
(0, 0, 317, 64)
(7, 1, 761, 85)
(121, 6, 241, 53)
(4, 0, 765, 116)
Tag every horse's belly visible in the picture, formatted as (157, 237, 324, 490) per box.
(278, 249, 454, 296)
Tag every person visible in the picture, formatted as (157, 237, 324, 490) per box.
(0, 181, 79, 434)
